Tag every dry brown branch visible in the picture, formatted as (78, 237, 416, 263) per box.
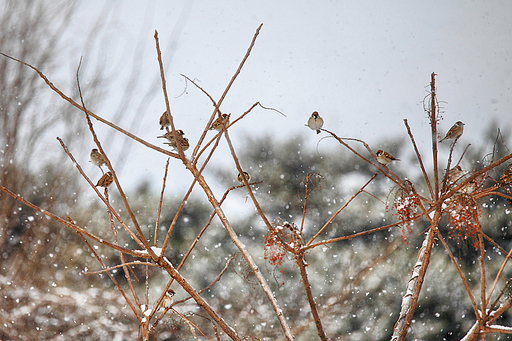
(435, 228, 480, 317)
(154, 158, 170, 246)
(0, 52, 181, 159)
(404, 118, 434, 199)
(391, 227, 437, 341)
(76, 64, 143, 309)
(306, 172, 378, 247)
(487, 238, 512, 304)
(0, 184, 149, 258)
(57, 137, 146, 248)
(478, 231, 487, 315)
(303, 210, 428, 251)
(175, 254, 238, 305)
(296, 252, 327, 340)
(428, 72, 441, 199)
(279, 238, 403, 340)
(153, 25, 293, 339)
(76, 232, 142, 322)
(82, 261, 160, 275)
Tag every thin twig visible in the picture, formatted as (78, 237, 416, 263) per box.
(306, 173, 378, 247)
(154, 158, 170, 246)
(296, 252, 328, 340)
(404, 119, 434, 199)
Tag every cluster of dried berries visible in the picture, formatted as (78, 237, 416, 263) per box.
(264, 219, 301, 268)
(444, 194, 481, 248)
(390, 182, 421, 242)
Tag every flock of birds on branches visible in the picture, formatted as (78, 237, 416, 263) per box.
(88, 111, 512, 194)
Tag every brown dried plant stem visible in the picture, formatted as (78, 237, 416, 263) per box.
(0, 185, 148, 259)
(296, 252, 328, 340)
(153, 26, 293, 339)
(392, 73, 441, 341)
(77, 232, 142, 321)
(221, 129, 294, 339)
(76, 67, 142, 310)
(155, 255, 242, 341)
(306, 173, 378, 247)
(391, 226, 437, 341)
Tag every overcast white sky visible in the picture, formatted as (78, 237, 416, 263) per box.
(64, 0, 512, 195)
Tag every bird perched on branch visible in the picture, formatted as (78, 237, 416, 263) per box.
(237, 171, 251, 184)
(164, 137, 190, 152)
(158, 289, 175, 309)
(457, 179, 477, 194)
(445, 166, 463, 185)
(440, 121, 465, 143)
(157, 130, 189, 151)
(307, 111, 324, 134)
(209, 113, 231, 131)
(90, 148, 107, 169)
(376, 150, 400, 165)
(499, 165, 512, 187)
(159, 111, 171, 131)
(96, 172, 113, 188)
(157, 129, 185, 142)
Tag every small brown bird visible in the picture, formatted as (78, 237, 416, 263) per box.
(307, 111, 324, 134)
(209, 113, 230, 131)
(440, 121, 465, 143)
(499, 165, 512, 186)
(159, 111, 171, 130)
(157, 129, 185, 142)
(376, 150, 400, 165)
(96, 172, 113, 188)
(457, 179, 477, 194)
(445, 166, 463, 184)
(237, 171, 251, 184)
(164, 136, 190, 152)
(90, 148, 107, 168)
(158, 289, 175, 309)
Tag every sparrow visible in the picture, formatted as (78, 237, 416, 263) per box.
(499, 165, 512, 186)
(376, 150, 400, 165)
(307, 111, 324, 134)
(164, 136, 190, 152)
(157, 129, 185, 142)
(457, 179, 477, 194)
(237, 171, 251, 184)
(159, 111, 171, 130)
(440, 121, 465, 143)
(90, 149, 107, 168)
(158, 289, 175, 309)
(445, 166, 463, 184)
(209, 113, 231, 131)
(96, 172, 113, 188)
